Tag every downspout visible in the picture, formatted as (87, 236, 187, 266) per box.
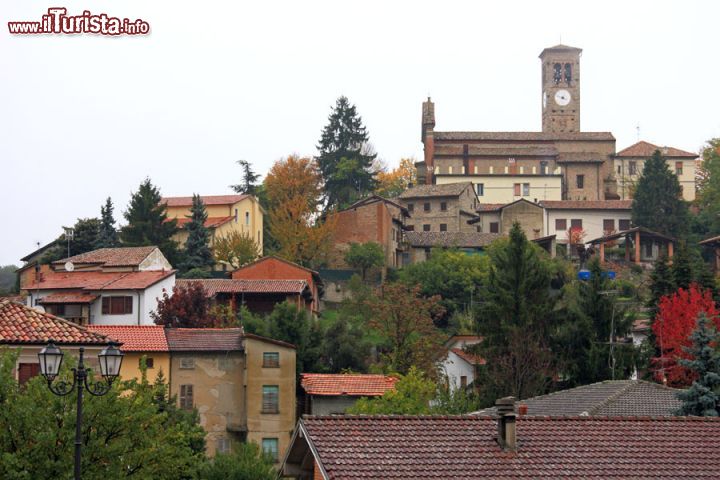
(137, 290, 141, 325)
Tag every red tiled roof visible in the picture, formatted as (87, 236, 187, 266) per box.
(162, 195, 249, 207)
(540, 200, 633, 210)
(616, 140, 697, 158)
(298, 415, 720, 478)
(176, 279, 308, 296)
(165, 328, 243, 351)
(450, 348, 485, 366)
(476, 203, 505, 212)
(434, 131, 615, 141)
(234, 255, 320, 277)
(301, 373, 398, 397)
(88, 325, 169, 352)
(0, 299, 111, 345)
(39, 292, 99, 304)
(54, 246, 157, 267)
(174, 216, 234, 229)
(25, 270, 175, 291)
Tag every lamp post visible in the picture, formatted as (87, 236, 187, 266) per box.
(38, 341, 124, 480)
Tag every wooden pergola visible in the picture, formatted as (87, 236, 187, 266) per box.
(588, 226, 676, 265)
(699, 235, 720, 273)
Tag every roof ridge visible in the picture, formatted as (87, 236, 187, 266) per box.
(587, 380, 636, 415)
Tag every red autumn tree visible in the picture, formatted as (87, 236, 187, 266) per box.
(651, 284, 719, 387)
(151, 281, 218, 328)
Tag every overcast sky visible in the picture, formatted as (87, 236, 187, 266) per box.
(2, 0, 719, 265)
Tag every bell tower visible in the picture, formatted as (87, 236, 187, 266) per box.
(540, 44, 582, 133)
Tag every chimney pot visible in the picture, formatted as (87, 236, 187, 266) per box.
(495, 396, 517, 451)
(518, 403, 528, 416)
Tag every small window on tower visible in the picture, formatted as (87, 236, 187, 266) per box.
(564, 63, 572, 84)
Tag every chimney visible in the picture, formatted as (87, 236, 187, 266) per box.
(495, 396, 517, 451)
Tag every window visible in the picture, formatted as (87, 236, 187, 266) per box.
(555, 219, 567, 231)
(476, 226, 481, 233)
(423, 202, 431, 212)
(140, 357, 154, 369)
(262, 386, 279, 413)
(407, 203, 414, 213)
(18, 363, 40, 385)
(235, 208, 239, 222)
(522, 183, 530, 196)
(540, 161, 548, 175)
(406, 225, 414, 231)
(576, 175, 584, 189)
(180, 358, 195, 369)
(617, 165, 622, 174)
(52, 304, 66, 316)
(439, 224, 447, 232)
(440, 202, 447, 211)
(460, 376, 468, 388)
(570, 219, 583, 229)
(262, 438, 279, 462)
(645, 242, 653, 257)
(513, 183, 521, 196)
(263, 352, 280, 368)
(553, 63, 562, 84)
(603, 219, 615, 232)
(423, 224, 431, 232)
(476, 183, 484, 196)
(101, 296, 132, 315)
(675, 162, 683, 175)
(245, 211, 250, 225)
(628, 161, 637, 175)
(217, 437, 231, 455)
(564, 63, 572, 84)
(490, 222, 499, 233)
(619, 219, 631, 231)
(180, 384, 194, 409)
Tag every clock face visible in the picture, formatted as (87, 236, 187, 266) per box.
(555, 89, 571, 106)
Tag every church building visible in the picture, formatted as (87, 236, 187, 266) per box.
(417, 45, 619, 204)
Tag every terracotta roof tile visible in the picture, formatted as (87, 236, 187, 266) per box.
(175, 216, 234, 229)
(539, 200, 633, 210)
(434, 131, 614, 141)
(301, 374, 398, 397)
(476, 203, 506, 212)
(25, 270, 175, 291)
(39, 292, 99, 304)
(299, 415, 720, 478)
(616, 140, 697, 158)
(176, 279, 308, 296)
(398, 182, 474, 199)
(54, 246, 157, 267)
(165, 328, 243, 351)
(475, 380, 681, 417)
(87, 325, 168, 352)
(450, 348, 485, 366)
(405, 231, 501, 248)
(0, 299, 110, 345)
(162, 194, 248, 207)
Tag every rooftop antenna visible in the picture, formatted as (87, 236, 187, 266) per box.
(62, 226, 74, 259)
(636, 123, 641, 142)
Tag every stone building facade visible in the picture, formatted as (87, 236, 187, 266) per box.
(418, 44, 618, 203)
(397, 182, 479, 233)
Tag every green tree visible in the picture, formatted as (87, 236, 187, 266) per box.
(675, 313, 720, 416)
(231, 160, 261, 196)
(0, 265, 19, 294)
(213, 231, 260, 269)
(120, 178, 180, 265)
(696, 139, 720, 213)
(631, 149, 688, 237)
(0, 350, 205, 479)
(398, 249, 490, 329)
(262, 301, 323, 376)
(671, 242, 694, 290)
(42, 218, 101, 263)
(648, 254, 675, 317)
(344, 242, 385, 280)
(197, 442, 275, 480)
(96, 197, 119, 248)
(316, 96, 377, 210)
(181, 194, 214, 274)
(321, 317, 367, 373)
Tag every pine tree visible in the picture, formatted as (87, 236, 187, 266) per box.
(181, 194, 214, 274)
(96, 197, 119, 248)
(671, 243, 694, 290)
(231, 160, 260, 195)
(42, 218, 101, 263)
(120, 178, 180, 265)
(631, 149, 688, 237)
(648, 254, 675, 318)
(316, 96, 377, 210)
(675, 313, 720, 416)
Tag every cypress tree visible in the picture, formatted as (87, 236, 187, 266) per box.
(631, 149, 688, 237)
(671, 243, 694, 290)
(648, 254, 675, 315)
(316, 96, 377, 210)
(96, 197, 119, 248)
(675, 313, 720, 416)
(181, 194, 214, 274)
(120, 178, 180, 265)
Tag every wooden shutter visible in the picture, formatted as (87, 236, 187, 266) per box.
(18, 363, 40, 385)
(180, 384, 194, 409)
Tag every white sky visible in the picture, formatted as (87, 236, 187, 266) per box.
(2, 0, 719, 265)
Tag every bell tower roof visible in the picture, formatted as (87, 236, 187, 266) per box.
(539, 44, 583, 58)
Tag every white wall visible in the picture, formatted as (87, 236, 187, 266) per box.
(138, 248, 172, 271)
(544, 209, 631, 243)
(436, 175, 562, 204)
(439, 351, 476, 392)
(139, 273, 175, 324)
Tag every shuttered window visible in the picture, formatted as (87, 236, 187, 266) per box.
(180, 384, 194, 409)
(555, 219, 567, 231)
(262, 385, 279, 413)
(262, 438, 279, 462)
(490, 222, 499, 233)
(101, 296, 133, 315)
(603, 219, 615, 232)
(18, 363, 40, 385)
(263, 352, 280, 368)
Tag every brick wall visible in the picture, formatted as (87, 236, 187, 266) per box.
(231, 258, 319, 312)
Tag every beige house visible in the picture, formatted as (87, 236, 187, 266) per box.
(398, 183, 479, 233)
(540, 200, 633, 246)
(162, 194, 264, 254)
(614, 141, 697, 201)
(166, 328, 296, 461)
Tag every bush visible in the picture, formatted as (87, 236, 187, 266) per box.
(197, 442, 276, 480)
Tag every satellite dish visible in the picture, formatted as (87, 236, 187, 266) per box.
(64, 261, 75, 272)
(33, 305, 46, 313)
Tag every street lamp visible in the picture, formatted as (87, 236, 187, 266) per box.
(38, 341, 124, 480)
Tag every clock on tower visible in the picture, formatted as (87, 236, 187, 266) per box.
(540, 44, 582, 133)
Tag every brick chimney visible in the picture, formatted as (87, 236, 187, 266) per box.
(495, 396, 517, 451)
